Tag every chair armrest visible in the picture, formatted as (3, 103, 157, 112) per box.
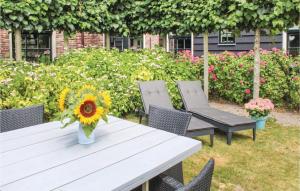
(153, 174, 184, 191)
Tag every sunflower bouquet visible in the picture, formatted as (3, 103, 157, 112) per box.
(58, 85, 111, 138)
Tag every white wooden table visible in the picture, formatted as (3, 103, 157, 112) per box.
(0, 116, 202, 191)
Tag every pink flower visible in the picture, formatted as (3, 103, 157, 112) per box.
(240, 80, 244, 85)
(292, 76, 299, 81)
(260, 49, 269, 55)
(212, 74, 218, 81)
(260, 77, 266, 84)
(245, 89, 251, 94)
(239, 63, 243, 68)
(260, 61, 267, 65)
(208, 65, 214, 73)
(272, 47, 280, 52)
(218, 55, 225, 61)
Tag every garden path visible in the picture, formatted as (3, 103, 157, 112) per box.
(210, 101, 300, 127)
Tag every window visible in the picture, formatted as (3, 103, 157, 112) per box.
(169, 35, 191, 53)
(287, 29, 300, 56)
(13, 31, 52, 62)
(219, 30, 235, 44)
(110, 36, 143, 51)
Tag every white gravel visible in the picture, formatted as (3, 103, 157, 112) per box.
(209, 101, 300, 127)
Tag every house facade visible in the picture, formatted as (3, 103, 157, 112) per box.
(0, 28, 299, 61)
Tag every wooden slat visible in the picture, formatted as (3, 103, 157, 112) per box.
(1, 130, 176, 191)
(1, 120, 136, 167)
(1, 117, 120, 153)
(57, 137, 201, 191)
(0, 116, 120, 142)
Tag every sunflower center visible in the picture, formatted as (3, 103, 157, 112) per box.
(80, 100, 97, 117)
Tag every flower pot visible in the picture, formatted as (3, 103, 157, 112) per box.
(78, 123, 95, 145)
(251, 116, 268, 130)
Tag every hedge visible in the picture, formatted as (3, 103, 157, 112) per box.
(0, 48, 299, 121)
(191, 48, 299, 108)
(0, 48, 199, 120)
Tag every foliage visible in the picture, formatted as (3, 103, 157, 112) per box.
(0, 0, 131, 36)
(230, 0, 300, 33)
(0, 48, 199, 120)
(245, 98, 274, 118)
(189, 49, 299, 108)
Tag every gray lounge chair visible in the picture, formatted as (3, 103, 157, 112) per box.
(177, 81, 256, 145)
(138, 80, 215, 146)
(0, 105, 44, 133)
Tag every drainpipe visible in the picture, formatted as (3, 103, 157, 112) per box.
(191, 33, 194, 57)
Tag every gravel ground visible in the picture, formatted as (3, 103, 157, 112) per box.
(210, 101, 300, 127)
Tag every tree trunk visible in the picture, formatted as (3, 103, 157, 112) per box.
(203, 30, 209, 99)
(63, 32, 69, 52)
(14, 29, 22, 61)
(105, 33, 110, 49)
(253, 28, 261, 99)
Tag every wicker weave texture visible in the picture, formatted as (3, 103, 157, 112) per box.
(150, 159, 214, 191)
(148, 105, 192, 136)
(0, 105, 44, 132)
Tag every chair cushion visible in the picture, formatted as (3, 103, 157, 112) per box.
(138, 81, 174, 114)
(190, 107, 255, 126)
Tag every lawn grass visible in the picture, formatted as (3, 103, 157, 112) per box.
(124, 114, 300, 191)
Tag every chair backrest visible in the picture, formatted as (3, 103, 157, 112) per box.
(138, 80, 174, 114)
(177, 81, 209, 111)
(148, 105, 191, 136)
(0, 105, 44, 133)
(181, 158, 215, 191)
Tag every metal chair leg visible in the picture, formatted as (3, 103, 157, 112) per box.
(139, 115, 142, 124)
(227, 132, 232, 145)
(253, 127, 256, 141)
(210, 129, 214, 147)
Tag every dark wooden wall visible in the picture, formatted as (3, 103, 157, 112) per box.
(193, 31, 282, 56)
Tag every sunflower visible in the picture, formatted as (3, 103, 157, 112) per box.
(74, 94, 103, 125)
(58, 88, 70, 111)
(77, 84, 96, 97)
(100, 91, 112, 108)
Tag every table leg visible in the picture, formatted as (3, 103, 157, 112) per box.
(142, 181, 149, 191)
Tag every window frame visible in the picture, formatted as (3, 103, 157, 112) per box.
(218, 30, 236, 45)
(12, 31, 52, 61)
(169, 35, 192, 53)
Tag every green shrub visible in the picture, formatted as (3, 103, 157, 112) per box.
(0, 48, 199, 120)
(197, 49, 299, 108)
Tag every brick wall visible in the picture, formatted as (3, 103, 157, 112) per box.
(144, 34, 160, 49)
(0, 29, 10, 59)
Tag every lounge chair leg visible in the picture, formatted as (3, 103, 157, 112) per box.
(227, 132, 232, 145)
(253, 127, 256, 141)
(139, 115, 142, 124)
(210, 129, 214, 147)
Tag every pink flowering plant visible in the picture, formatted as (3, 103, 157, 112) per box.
(244, 98, 274, 118)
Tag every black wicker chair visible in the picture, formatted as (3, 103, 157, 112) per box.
(150, 158, 215, 191)
(148, 105, 192, 183)
(0, 105, 44, 133)
(148, 105, 192, 136)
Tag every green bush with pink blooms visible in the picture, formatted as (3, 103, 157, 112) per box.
(179, 49, 299, 109)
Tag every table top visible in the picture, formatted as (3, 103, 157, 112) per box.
(0, 116, 202, 191)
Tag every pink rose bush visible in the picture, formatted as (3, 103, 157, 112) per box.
(245, 98, 274, 118)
